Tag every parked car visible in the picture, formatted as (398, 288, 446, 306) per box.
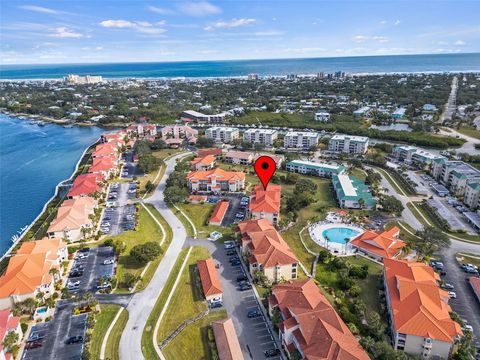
(97, 283, 112, 290)
(247, 309, 261, 318)
(264, 348, 281, 357)
(65, 336, 84, 344)
(238, 283, 252, 291)
(68, 280, 80, 287)
(463, 325, 474, 333)
(103, 259, 115, 265)
(224, 241, 235, 249)
(226, 250, 236, 256)
(236, 275, 248, 282)
(69, 271, 83, 278)
(209, 301, 223, 309)
(448, 291, 457, 299)
(441, 283, 454, 290)
(25, 340, 43, 349)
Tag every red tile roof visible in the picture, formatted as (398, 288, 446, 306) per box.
(350, 226, 405, 259)
(92, 143, 117, 158)
(89, 156, 116, 173)
(225, 151, 253, 161)
(384, 259, 463, 342)
(191, 154, 216, 167)
(197, 258, 222, 297)
(67, 173, 104, 197)
(0, 309, 20, 357)
(469, 276, 480, 302)
(238, 219, 297, 267)
(197, 148, 223, 157)
(209, 200, 229, 224)
(187, 168, 245, 183)
(249, 185, 281, 214)
(269, 279, 370, 360)
(211, 318, 244, 360)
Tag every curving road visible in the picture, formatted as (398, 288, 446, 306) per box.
(119, 152, 191, 360)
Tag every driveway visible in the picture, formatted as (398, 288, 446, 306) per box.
(119, 152, 191, 360)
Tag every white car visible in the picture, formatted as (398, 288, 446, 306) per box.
(448, 291, 456, 299)
(463, 325, 474, 332)
(103, 259, 115, 265)
(68, 280, 80, 287)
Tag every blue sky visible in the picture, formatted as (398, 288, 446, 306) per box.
(1, 0, 479, 64)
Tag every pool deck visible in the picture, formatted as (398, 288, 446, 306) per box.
(308, 221, 364, 256)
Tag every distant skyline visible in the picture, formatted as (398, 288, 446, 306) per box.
(1, 0, 479, 65)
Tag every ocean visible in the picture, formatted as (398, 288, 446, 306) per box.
(0, 114, 103, 256)
(1, 53, 479, 80)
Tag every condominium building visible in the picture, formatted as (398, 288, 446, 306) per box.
(286, 160, 345, 178)
(384, 259, 463, 359)
(243, 128, 278, 146)
(393, 145, 444, 167)
(248, 185, 281, 226)
(238, 219, 298, 283)
(181, 110, 226, 123)
(205, 127, 240, 143)
(187, 168, 245, 193)
(432, 158, 480, 196)
(268, 279, 370, 360)
(328, 134, 369, 154)
(284, 131, 319, 149)
(224, 151, 254, 165)
(314, 110, 330, 121)
(332, 174, 376, 209)
(64, 74, 103, 84)
(350, 226, 406, 261)
(190, 154, 216, 171)
(464, 181, 480, 209)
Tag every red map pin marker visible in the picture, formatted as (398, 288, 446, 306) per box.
(254, 156, 276, 190)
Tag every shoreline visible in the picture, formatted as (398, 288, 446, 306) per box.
(0, 134, 99, 262)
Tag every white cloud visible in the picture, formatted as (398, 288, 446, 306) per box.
(354, 35, 388, 43)
(394, 20, 401, 26)
(19, 5, 60, 15)
(380, 20, 387, 25)
(147, 6, 174, 15)
(204, 18, 256, 31)
(100, 20, 166, 34)
(353, 35, 369, 43)
(372, 35, 389, 43)
(179, 1, 221, 17)
(49, 27, 84, 38)
(253, 30, 284, 37)
(283, 47, 327, 53)
(455, 40, 466, 45)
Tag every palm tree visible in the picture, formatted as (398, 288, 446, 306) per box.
(36, 291, 45, 305)
(49, 268, 60, 281)
(358, 198, 365, 209)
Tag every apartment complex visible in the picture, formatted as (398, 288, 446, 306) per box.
(464, 181, 480, 209)
(328, 134, 369, 154)
(350, 226, 406, 261)
(393, 145, 444, 167)
(383, 259, 463, 359)
(247, 185, 281, 225)
(187, 168, 245, 192)
(224, 151, 254, 165)
(432, 158, 480, 196)
(238, 219, 298, 283)
(286, 160, 345, 178)
(0, 238, 67, 310)
(284, 131, 319, 149)
(243, 128, 278, 146)
(161, 124, 198, 147)
(332, 174, 376, 209)
(205, 127, 240, 143)
(181, 110, 226, 123)
(190, 154, 216, 171)
(268, 279, 370, 360)
(64, 74, 103, 84)
(314, 110, 330, 121)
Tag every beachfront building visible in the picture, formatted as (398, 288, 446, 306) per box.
(238, 219, 298, 283)
(383, 259, 463, 359)
(197, 258, 223, 303)
(65, 74, 103, 84)
(211, 318, 244, 360)
(247, 185, 281, 226)
(332, 174, 376, 209)
(392, 145, 444, 167)
(268, 279, 370, 360)
(464, 181, 480, 209)
(328, 134, 369, 154)
(187, 168, 245, 193)
(89, 156, 118, 178)
(0, 238, 67, 310)
(190, 154, 216, 171)
(47, 197, 98, 242)
(100, 132, 126, 148)
(205, 127, 239, 143)
(286, 160, 345, 178)
(209, 200, 229, 226)
(432, 158, 480, 196)
(0, 309, 23, 359)
(224, 151, 254, 165)
(181, 110, 226, 123)
(350, 226, 406, 261)
(161, 125, 198, 147)
(284, 131, 319, 149)
(314, 110, 331, 121)
(67, 173, 104, 198)
(243, 129, 278, 146)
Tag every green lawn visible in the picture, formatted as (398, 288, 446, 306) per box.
(349, 167, 367, 181)
(104, 308, 129, 360)
(457, 126, 480, 140)
(375, 167, 416, 196)
(162, 310, 227, 360)
(456, 252, 480, 268)
(157, 246, 210, 341)
(89, 305, 121, 359)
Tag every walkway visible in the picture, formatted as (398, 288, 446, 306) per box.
(119, 152, 191, 360)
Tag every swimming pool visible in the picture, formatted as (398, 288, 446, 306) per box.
(36, 307, 47, 314)
(322, 227, 361, 244)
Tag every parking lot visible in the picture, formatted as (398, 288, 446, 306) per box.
(100, 182, 137, 236)
(206, 194, 249, 226)
(201, 240, 282, 360)
(121, 151, 143, 179)
(22, 306, 88, 360)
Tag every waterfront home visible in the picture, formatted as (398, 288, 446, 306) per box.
(284, 131, 319, 149)
(205, 126, 240, 143)
(89, 156, 117, 178)
(187, 168, 245, 193)
(126, 124, 157, 138)
(181, 110, 226, 123)
(67, 173, 104, 198)
(47, 197, 97, 242)
(247, 185, 281, 226)
(384, 259, 463, 358)
(238, 219, 298, 283)
(268, 279, 370, 360)
(100, 131, 126, 148)
(0, 238, 67, 310)
(350, 226, 406, 261)
(211, 318, 244, 360)
(328, 134, 369, 154)
(0, 309, 22, 359)
(209, 200, 229, 226)
(243, 128, 278, 146)
(92, 142, 118, 159)
(224, 151, 254, 165)
(392, 145, 444, 167)
(161, 124, 198, 146)
(332, 174, 376, 209)
(190, 154, 216, 171)
(432, 158, 480, 196)
(286, 160, 345, 178)
(197, 258, 223, 303)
